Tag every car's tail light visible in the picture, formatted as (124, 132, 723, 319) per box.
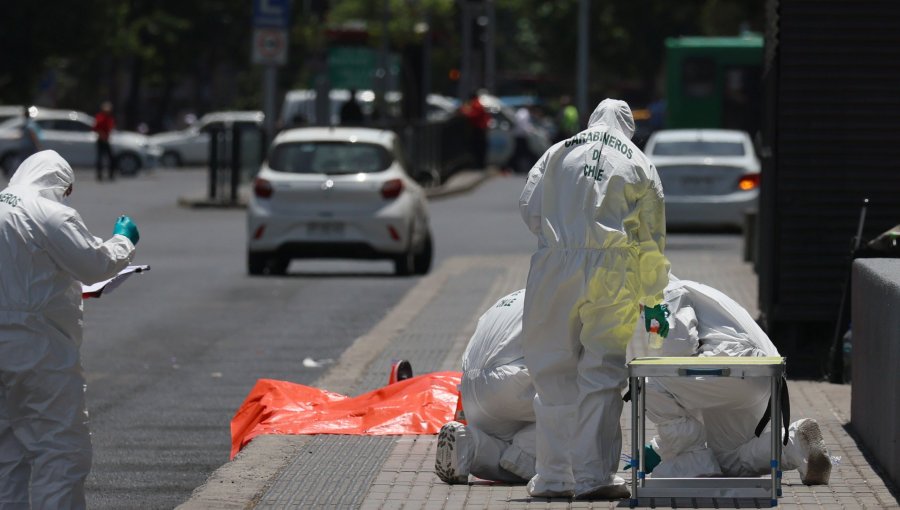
(388, 225, 401, 241)
(737, 173, 760, 191)
(381, 178, 404, 199)
(253, 177, 273, 198)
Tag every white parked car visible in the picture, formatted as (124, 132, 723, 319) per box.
(150, 111, 264, 167)
(247, 127, 433, 276)
(0, 107, 161, 176)
(0, 105, 23, 124)
(644, 129, 760, 229)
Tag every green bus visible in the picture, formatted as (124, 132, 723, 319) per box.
(664, 35, 763, 134)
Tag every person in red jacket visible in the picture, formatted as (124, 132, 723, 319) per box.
(93, 101, 116, 181)
(460, 91, 491, 169)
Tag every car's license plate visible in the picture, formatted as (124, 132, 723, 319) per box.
(307, 222, 344, 237)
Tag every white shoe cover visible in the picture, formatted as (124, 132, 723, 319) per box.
(526, 474, 574, 498)
(795, 419, 832, 485)
(574, 475, 631, 500)
(435, 421, 472, 484)
(651, 447, 723, 478)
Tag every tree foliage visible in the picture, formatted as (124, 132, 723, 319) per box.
(0, 0, 761, 130)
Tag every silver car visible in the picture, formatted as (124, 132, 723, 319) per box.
(644, 129, 761, 229)
(247, 126, 433, 276)
(150, 111, 264, 167)
(0, 107, 161, 176)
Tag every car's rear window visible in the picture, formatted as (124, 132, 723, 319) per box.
(269, 141, 392, 174)
(651, 140, 745, 157)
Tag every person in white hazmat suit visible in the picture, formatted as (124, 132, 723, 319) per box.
(434, 280, 831, 487)
(435, 289, 537, 484)
(518, 98, 669, 499)
(0, 150, 138, 509)
(629, 277, 832, 484)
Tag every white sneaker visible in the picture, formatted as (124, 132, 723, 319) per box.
(435, 421, 471, 484)
(574, 476, 631, 500)
(795, 419, 832, 485)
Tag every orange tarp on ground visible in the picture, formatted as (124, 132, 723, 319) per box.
(231, 372, 462, 458)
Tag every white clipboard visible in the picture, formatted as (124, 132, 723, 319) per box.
(82, 265, 150, 298)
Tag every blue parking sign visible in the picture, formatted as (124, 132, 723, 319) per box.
(253, 0, 291, 29)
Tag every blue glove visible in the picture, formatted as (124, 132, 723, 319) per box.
(113, 215, 140, 245)
(644, 303, 670, 338)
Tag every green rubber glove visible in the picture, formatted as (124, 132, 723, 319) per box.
(644, 303, 670, 338)
(623, 443, 662, 473)
(644, 443, 661, 473)
(113, 215, 140, 245)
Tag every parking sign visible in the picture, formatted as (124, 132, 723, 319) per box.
(252, 0, 291, 66)
(253, 0, 291, 29)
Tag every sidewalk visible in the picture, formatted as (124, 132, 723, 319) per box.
(179, 243, 900, 509)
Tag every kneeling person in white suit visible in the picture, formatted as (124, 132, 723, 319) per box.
(435, 290, 537, 484)
(435, 281, 831, 486)
(630, 277, 832, 484)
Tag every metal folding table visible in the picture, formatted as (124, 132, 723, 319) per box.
(627, 356, 786, 507)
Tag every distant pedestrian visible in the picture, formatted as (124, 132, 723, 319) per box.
(93, 101, 116, 181)
(340, 89, 365, 126)
(460, 91, 491, 169)
(556, 95, 580, 142)
(19, 106, 42, 161)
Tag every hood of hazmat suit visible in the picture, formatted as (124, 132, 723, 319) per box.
(462, 289, 526, 372)
(587, 99, 635, 139)
(0, 150, 134, 509)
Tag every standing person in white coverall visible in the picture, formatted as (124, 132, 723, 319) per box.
(435, 290, 537, 484)
(629, 277, 832, 484)
(0, 150, 139, 509)
(518, 98, 669, 499)
(434, 280, 832, 487)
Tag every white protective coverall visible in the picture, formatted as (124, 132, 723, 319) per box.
(0, 151, 135, 509)
(519, 99, 669, 497)
(628, 278, 829, 481)
(457, 289, 537, 482)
